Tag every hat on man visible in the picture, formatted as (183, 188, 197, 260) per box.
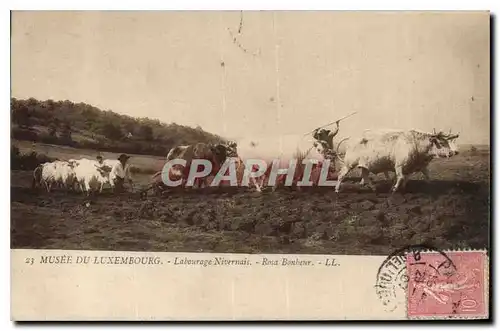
(118, 154, 130, 162)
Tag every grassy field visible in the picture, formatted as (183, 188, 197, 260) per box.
(12, 140, 166, 174)
(10, 143, 490, 255)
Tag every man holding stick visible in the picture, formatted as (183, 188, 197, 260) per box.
(312, 120, 340, 152)
(309, 111, 357, 159)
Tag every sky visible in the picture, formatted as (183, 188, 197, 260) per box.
(11, 11, 490, 155)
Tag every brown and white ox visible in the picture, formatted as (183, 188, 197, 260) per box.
(335, 129, 460, 193)
(143, 141, 237, 196)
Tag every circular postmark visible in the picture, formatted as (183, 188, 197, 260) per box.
(375, 244, 456, 312)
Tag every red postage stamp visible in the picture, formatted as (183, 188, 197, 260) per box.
(407, 250, 488, 319)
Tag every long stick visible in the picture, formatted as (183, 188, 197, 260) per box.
(303, 111, 358, 137)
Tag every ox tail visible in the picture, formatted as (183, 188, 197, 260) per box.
(32, 165, 43, 190)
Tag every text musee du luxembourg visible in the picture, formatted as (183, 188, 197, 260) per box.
(23, 254, 340, 268)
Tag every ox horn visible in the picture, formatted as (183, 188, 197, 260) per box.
(443, 129, 459, 140)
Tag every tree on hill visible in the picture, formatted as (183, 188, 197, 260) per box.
(48, 123, 58, 137)
(10, 97, 228, 156)
(60, 122, 72, 142)
(138, 124, 154, 141)
(11, 99, 31, 128)
(98, 122, 123, 141)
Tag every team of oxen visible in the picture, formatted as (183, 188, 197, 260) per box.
(30, 126, 460, 196)
(32, 154, 133, 196)
(144, 127, 460, 196)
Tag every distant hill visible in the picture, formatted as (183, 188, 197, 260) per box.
(10, 97, 227, 157)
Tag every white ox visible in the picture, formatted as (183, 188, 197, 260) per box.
(33, 160, 77, 192)
(53, 160, 77, 190)
(70, 158, 111, 195)
(335, 129, 459, 193)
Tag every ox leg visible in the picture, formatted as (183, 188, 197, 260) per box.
(247, 176, 262, 192)
(421, 167, 430, 182)
(271, 176, 281, 192)
(247, 177, 260, 192)
(77, 184, 84, 194)
(84, 181, 92, 197)
(401, 169, 421, 190)
(401, 178, 410, 190)
(335, 165, 351, 193)
(110, 183, 117, 194)
(384, 171, 396, 186)
(252, 178, 262, 192)
(392, 166, 406, 193)
(360, 168, 376, 191)
(272, 175, 284, 193)
(257, 177, 265, 192)
(384, 171, 391, 181)
(358, 173, 375, 186)
(257, 179, 264, 192)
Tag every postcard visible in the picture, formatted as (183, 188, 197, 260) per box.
(10, 10, 490, 321)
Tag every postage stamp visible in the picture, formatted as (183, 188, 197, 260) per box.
(407, 250, 488, 319)
(376, 246, 489, 319)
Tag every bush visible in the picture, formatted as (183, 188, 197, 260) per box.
(11, 127, 39, 141)
(11, 144, 56, 170)
(38, 133, 61, 145)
